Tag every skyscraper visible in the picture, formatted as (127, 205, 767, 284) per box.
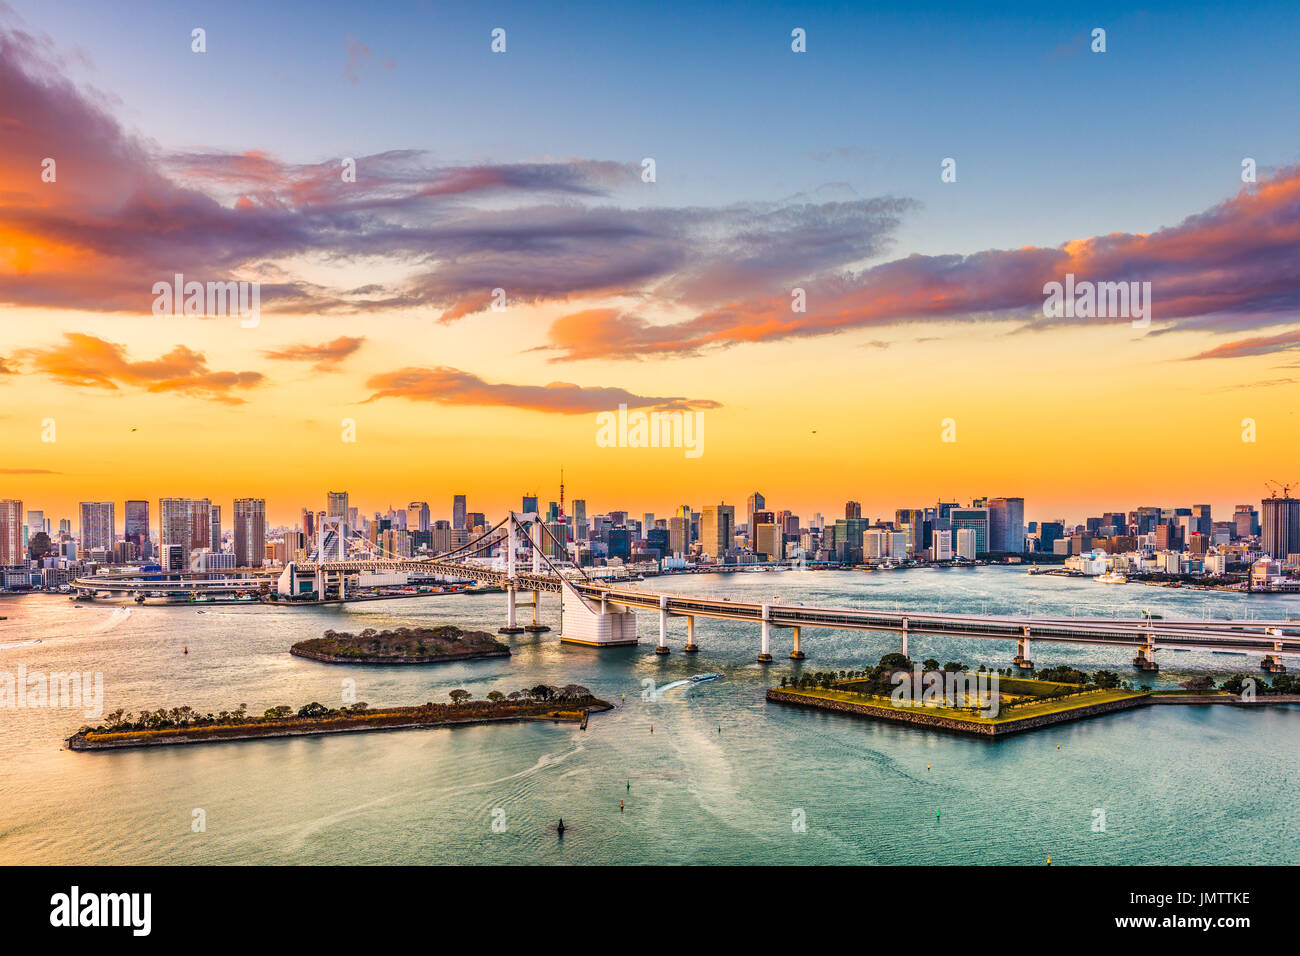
(1261, 496, 1300, 558)
(78, 501, 115, 554)
(125, 500, 149, 555)
(209, 504, 222, 552)
(0, 499, 23, 566)
(746, 492, 765, 542)
(521, 494, 538, 515)
(845, 500, 862, 520)
(950, 508, 990, 555)
(987, 497, 1025, 553)
(453, 494, 467, 529)
(700, 505, 734, 562)
(159, 498, 192, 570)
(233, 498, 267, 568)
(408, 501, 431, 533)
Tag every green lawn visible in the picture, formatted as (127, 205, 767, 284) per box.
(779, 685, 1147, 725)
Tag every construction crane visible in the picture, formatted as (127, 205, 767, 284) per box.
(1265, 479, 1297, 499)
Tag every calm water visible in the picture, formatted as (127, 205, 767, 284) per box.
(1, 568, 1297, 865)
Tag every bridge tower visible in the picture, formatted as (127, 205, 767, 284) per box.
(523, 518, 550, 633)
(499, 514, 525, 635)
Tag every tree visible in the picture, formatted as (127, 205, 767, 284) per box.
(297, 701, 329, 718)
(486, 691, 505, 702)
(922, 658, 941, 672)
(879, 653, 911, 669)
(449, 689, 472, 705)
(942, 661, 965, 672)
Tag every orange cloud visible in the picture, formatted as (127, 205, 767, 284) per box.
(262, 335, 365, 370)
(19, 333, 263, 404)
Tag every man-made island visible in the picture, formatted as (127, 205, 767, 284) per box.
(768, 654, 1300, 737)
(68, 685, 610, 751)
(290, 625, 510, 664)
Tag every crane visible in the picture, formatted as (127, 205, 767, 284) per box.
(1265, 479, 1297, 498)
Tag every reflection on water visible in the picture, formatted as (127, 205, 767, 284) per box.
(0, 568, 1297, 865)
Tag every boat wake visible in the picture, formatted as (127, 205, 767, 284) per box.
(0, 639, 41, 650)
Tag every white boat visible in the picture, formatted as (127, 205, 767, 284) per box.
(689, 673, 720, 683)
(1094, 571, 1127, 584)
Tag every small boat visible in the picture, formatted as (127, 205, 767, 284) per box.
(1094, 571, 1127, 584)
(196, 610, 206, 614)
(689, 673, 721, 683)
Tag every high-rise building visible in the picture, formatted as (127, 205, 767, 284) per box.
(209, 505, 222, 552)
(668, 516, 689, 555)
(987, 497, 1025, 553)
(932, 529, 953, 561)
(233, 498, 267, 568)
(408, 501, 431, 533)
(1261, 496, 1300, 559)
(746, 492, 765, 542)
(0, 499, 23, 566)
(845, 500, 862, 520)
(521, 494, 538, 515)
(700, 505, 734, 562)
(1234, 505, 1259, 539)
(125, 500, 149, 555)
(78, 501, 115, 554)
(1191, 504, 1213, 537)
(950, 508, 990, 555)
(158, 498, 193, 571)
(453, 495, 467, 529)
(754, 522, 782, 560)
(955, 528, 977, 560)
(185, 499, 211, 558)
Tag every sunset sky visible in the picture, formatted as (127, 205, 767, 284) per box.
(1, 0, 1298, 527)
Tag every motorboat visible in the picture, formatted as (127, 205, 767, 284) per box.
(689, 673, 721, 683)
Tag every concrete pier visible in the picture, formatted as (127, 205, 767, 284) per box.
(790, 625, 805, 660)
(683, 615, 699, 653)
(758, 603, 773, 662)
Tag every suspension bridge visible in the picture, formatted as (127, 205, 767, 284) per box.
(72, 511, 1300, 673)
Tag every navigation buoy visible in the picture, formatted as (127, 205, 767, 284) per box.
(626, 780, 630, 792)
(1046, 855, 1052, 866)
(556, 818, 566, 836)
(183, 647, 188, 655)
(650, 725, 653, 734)
(620, 801, 624, 812)
(936, 809, 941, 821)
(1057, 744, 1060, 750)
(927, 763, 931, 771)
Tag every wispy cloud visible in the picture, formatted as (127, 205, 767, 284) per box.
(362, 367, 720, 414)
(1184, 329, 1300, 361)
(262, 336, 365, 370)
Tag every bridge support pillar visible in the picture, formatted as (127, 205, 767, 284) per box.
(499, 584, 525, 635)
(1013, 626, 1033, 670)
(790, 625, 805, 660)
(684, 615, 699, 653)
(758, 604, 773, 662)
(901, 618, 909, 660)
(1132, 644, 1158, 672)
(524, 590, 550, 633)
(1262, 653, 1286, 674)
(656, 594, 670, 654)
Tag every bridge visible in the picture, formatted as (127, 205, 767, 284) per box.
(72, 511, 1300, 674)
